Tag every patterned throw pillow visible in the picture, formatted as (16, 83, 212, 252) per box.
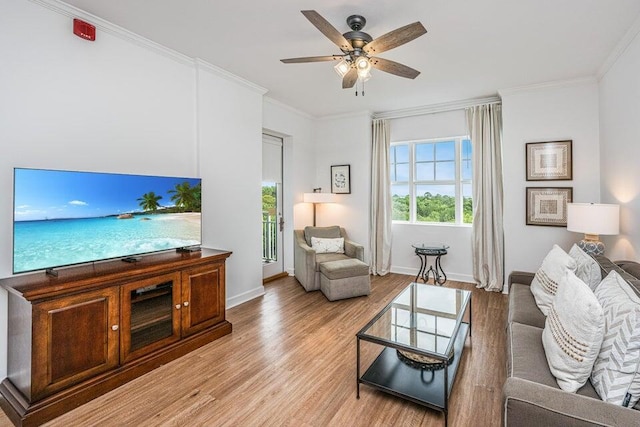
(531, 245, 577, 315)
(310, 237, 344, 254)
(542, 270, 605, 392)
(591, 270, 640, 407)
(569, 244, 602, 290)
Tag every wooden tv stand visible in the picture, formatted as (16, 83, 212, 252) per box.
(0, 248, 232, 426)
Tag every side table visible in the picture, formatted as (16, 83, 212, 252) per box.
(413, 243, 449, 285)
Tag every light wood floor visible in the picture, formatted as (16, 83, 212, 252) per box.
(0, 273, 508, 427)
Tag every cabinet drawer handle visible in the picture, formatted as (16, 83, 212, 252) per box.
(175, 304, 181, 310)
(183, 301, 189, 307)
(112, 325, 119, 331)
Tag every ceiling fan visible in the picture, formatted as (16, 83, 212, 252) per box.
(281, 10, 427, 94)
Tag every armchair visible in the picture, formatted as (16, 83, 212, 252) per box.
(294, 226, 365, 291)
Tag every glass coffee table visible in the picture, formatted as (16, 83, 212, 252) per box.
(356, 283, 472, 425)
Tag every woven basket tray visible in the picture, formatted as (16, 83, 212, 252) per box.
(396, 347, 455, 371)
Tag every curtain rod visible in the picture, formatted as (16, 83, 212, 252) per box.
(372, 96, 501, 120)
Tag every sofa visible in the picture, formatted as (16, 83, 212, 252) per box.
(504, 255, 640, 426)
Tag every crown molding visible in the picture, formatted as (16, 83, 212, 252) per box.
(195, 59, 267, 95)
(263, 96, 313, 120)
(372, 96, 500, 120)
(317, 110, 373, 122)
(29, 0, 268, 94)
(498, 77, 597, 97)
(598, 12, 640, 79)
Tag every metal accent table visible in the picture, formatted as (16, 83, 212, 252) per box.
(413, 243, 449, 285)
(356, 283, 472, 426)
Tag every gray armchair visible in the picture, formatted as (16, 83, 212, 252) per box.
(294, 226, 365, 291)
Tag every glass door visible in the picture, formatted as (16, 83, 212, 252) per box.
(120, 272, 182, 363)
(262, 133, 284, 279)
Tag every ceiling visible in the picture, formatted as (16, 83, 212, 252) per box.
(61, 0, 640, 118)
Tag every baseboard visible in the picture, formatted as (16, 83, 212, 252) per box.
(263, 272, 288, 284)
(226, 286, 265, 309)
(389, 266, 475, 284)
(286, 268, 295, 276)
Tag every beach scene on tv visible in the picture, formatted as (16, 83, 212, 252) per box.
(13, 168, 202, 274)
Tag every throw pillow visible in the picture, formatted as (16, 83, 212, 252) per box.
(311, 237, 345, 254)
(531, 245, 577, 316)
(304, 226, 341, 246)
(542, 270, 605, 392)
(569, 244, 602, 290)
(591, 270, 640, 407)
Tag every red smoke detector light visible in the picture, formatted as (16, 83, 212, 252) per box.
(73, 18, 96, 41)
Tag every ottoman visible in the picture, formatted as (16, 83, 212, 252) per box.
(319, 258, 371, 301)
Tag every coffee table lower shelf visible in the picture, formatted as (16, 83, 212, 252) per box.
(358, 322, 469, 424)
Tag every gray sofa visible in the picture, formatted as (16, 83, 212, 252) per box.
(504, 257, 640, 426)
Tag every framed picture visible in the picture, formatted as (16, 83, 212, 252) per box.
(331, 165, 351, 194)
(526, 140, 572, 181)
(526, 187, 573, 227)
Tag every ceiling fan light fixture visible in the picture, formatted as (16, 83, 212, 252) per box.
(282, 11, 427, 92)
(355, 56, 370, 71)
(334, 59, 350, 77)
(358, 69, 371, 82)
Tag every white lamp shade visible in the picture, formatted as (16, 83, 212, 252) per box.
(303, 192, 336, 203)
(567, 203, 619, 235)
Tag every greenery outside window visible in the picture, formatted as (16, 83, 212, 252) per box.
(391, 137, 472, 224)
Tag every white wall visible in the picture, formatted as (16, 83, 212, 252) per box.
(0, 0, 196, 381)
(0, 0, 266, 379)
(599, 30, 640, 261)
(501, 80, 601, 276)
(313, 113, 372, 258)
(196, 63, 266, 308)
(262, 98, 316, 275)
(389, 110, 473, 282)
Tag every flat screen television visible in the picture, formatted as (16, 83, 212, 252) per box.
(13, 168, 202, 274)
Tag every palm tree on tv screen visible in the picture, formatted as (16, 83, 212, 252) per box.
(137, 192, 163, 212)
(169, 182, 200, 212)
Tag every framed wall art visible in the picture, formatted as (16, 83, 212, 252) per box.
(526, 187, 573, 226)
(526, 140, 572, 181)
(331, 164, 351, 194)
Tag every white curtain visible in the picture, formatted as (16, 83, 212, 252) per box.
(466, 104, 504, 292)
(370, 119, 392, 275)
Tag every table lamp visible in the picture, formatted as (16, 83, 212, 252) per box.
(303, 188, 336, 226)
(567, 203, 619, 256)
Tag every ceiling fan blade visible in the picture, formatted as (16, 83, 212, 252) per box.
(370, 57, 421, 79)
(281, 55, 343, 64)
(342, 68, 358, 88)
(301, 10, 353, 52)
(364, 22, 427, 55)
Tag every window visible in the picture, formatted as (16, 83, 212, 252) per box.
(391, 137, 472, 224)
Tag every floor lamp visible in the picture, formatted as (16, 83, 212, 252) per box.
(303, 189, 336, 226)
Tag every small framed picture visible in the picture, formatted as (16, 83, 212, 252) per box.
(331, 165, 351, 194)
(526, 187, 573, 226)
(526, 140, 572, 181)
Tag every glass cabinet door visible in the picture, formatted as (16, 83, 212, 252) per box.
(121, 272, 182, 363)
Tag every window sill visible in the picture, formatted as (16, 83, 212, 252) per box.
(392, 221, 472, 229)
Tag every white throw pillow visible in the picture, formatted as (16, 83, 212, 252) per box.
(569, 244, 602, 290)
(591, 270, 640, 407)
(542, 270, 605, 392)
(531, 245, 577, 316)
(311, 237, 344, 254)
